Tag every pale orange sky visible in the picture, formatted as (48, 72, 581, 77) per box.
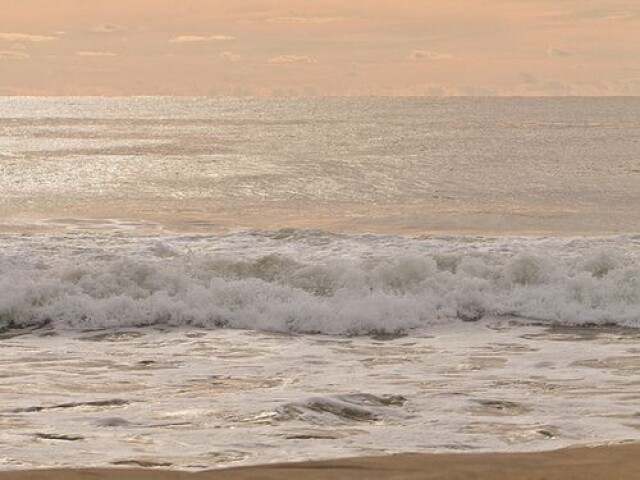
(1, 0, 639, 95)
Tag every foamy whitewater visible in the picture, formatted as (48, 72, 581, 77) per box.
(1, 97, 639, 470)
(1, 231, 640, 334)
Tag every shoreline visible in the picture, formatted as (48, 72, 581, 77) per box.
(2, 444, 640, 479)
(2, 203, 638, 238)
(0, 218, 636, 238)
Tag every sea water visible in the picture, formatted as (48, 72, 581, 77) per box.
(0, 97, 639, 469)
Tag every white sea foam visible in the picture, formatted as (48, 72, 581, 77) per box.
(1, 231, 638, 335)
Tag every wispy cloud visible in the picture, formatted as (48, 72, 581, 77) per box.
(547, 47, 575, 58)
(518, 72, 538, 85)
(76, 51, 117, 57)
(268, 55, 314, 64)
(90, 23, 125, 34)
(265, 16, 345, 24)
(0, 50, 30, 60)
(0, 32, 57, 43)
(408, 50, 453, 61)
(8, 43, 27, 51)
(220, 51, 242, 63)
(541, 8, 639, 25)
(170, 35, 234, 43)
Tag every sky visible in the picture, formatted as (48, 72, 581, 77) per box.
(1, 0, 639, 96)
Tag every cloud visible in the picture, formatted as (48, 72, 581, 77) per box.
(547, 47, 575, 58)
(170, 35, 234, 43)
(265, 16, 345, 24)
(528, 81, 571, 95)
(220, 51, 242, 63)
(268, 55, 314, 65)
(542, 9, 638, 24)
(408, 50, 453, 61)
(76, 51, 117, 57)
(91, 23, 125, 34)
(518, 72, 538, 85)
(594, 11, 638, 21)
(0, 50, 30, 60)
(0, 32, 57, 43)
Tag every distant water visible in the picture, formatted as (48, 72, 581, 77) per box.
(1, 97, 639, 234)
(1, 97, 640, 470)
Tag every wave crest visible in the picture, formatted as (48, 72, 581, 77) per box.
(1, 236, 639, 335)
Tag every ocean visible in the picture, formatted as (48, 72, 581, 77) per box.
(0, 97, 639, 470)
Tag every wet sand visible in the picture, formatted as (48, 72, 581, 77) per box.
(2, 444, 640, 480)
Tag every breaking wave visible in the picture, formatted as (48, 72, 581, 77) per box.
(1, 231, 639, 335)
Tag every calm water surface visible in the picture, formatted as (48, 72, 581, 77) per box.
(1, 97, 638, 234)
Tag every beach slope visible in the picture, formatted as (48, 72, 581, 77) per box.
(2, 444, 640, 480)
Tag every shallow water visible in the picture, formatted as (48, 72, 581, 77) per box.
(2, 321, 640, 470)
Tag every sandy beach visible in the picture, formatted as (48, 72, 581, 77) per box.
(2, 444, 640, 479)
